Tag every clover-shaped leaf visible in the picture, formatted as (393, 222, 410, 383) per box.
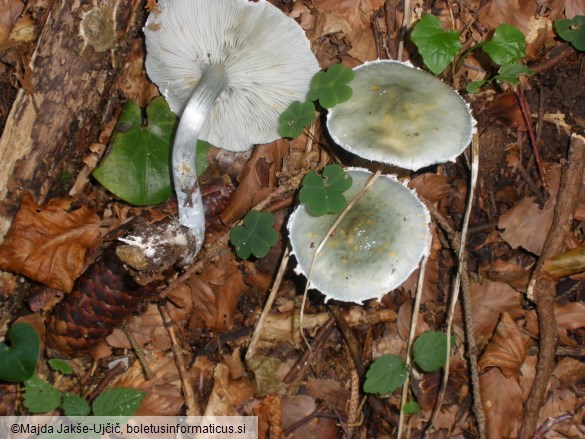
(279, 100, 315, 138)
(554, 16, 585, 51)
(411, 14, 461, 75)
(482, 24, 526, 65)
(307, 64, 355, 109)
(230, 211, 278, 260)
(299, 164, 352, 216)
(93, 97, 211, 206)
(363, 354, 407, 395)
(0, 323, 40, 382)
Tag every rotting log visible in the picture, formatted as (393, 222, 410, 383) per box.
(0, 0, 144, 242)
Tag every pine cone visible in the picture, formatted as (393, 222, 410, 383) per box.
(46, 252, 157, 356)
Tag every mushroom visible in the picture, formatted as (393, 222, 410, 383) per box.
(288, 168, 430, 303)
(326, 60, 474, 171)
(144, 0, 319, 260)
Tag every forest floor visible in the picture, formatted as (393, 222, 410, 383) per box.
(1, 1, 585, 438)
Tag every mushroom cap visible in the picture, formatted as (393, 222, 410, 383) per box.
(326, 60, 475, 170)
(144, 0, 319, 152)
(288, 168, 430, 303)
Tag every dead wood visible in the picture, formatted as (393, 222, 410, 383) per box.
(519, 134, 585, 438)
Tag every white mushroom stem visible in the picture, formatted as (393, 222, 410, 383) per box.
(172, 65, 228, 257)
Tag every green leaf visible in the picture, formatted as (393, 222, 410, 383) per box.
(92, 387, 145, 416)
(466, 80, 488, 94)
(363, 355, 408, 394)
(0, 323, 40, 382)
(93, 98, 212, 206)
(279, 101, 315, 138)
(62, 393, 91, 416)
(48, 359, 73, 375)
(483, 24, 526, 65)
(299, 164, 352, 216)
(411, 14, 461, 75)
(554, 16, 585, 51)
(22, 376, 62, 413)
(229, 211, 278, 259)
(495, 63, 533, 85)
(413, 331, 453, 372)
(403, 400, 421, 414)
(307, 64, 355, 108)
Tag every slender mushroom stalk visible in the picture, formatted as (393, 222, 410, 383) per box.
(171, 65, 228, 255)
(144, 0, 319, 263)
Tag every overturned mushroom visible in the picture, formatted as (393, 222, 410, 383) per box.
(144, 0, 318, 261)
(288, 168, 430, 303)
(326, 60, 474, 171)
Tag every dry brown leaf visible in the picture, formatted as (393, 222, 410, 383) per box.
(0, 193, 104, 292)
(185, 249, 245, 332)
(306, 377, 349, 413)
(408, 173, 450, 204)
(456, 280, 523, 348)
(203, 363, 255, 416)
(484, 258, 530, 291)
(115, 350, 183, 416)
(555, 301, 585, 346)
(553, 357, 585, 388)
(480, 368, 523, 439)
(281, 394, 339, 439)
(0, 0, 24, 46)
(479, 312, 528, 377)
(566, 0, 585, 17)
(542, 247, 585, 280)
(105, 303, 170, 351)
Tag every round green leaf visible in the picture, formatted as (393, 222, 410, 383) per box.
(413, 331, 453, 372)
(0, 322, 40, 382)
(279, 101, 315, 138)
(229, 211, 278, 259)
(62, 393, 91, 416)
(363, 355, 408, 394)
(483, 24, 526, 65)
(307, 64, 355, 108)
(554, 16, 585, 51)
(22, 376, 62, 413)
(403, 400, 421, 414)
(411, 14, 461, 75)
(92, 387, 145, 416)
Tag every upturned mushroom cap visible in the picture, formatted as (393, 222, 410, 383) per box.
(144, 0, 319, 151)
(327, 60, 474, 170)
(288, 168, 430, 303)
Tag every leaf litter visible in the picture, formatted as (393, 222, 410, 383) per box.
(0, 1, 584, 438)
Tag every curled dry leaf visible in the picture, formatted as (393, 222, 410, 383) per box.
(203, 363, 255, 416)
(0, 193, 104, 292)
(480, 367, 523, 439)
(542, 247, 585, 280)
(408, 173, 450, 204)
(555, 301, 585, 346)
(484, 258, 530, 292)
(479, 312, 528, 378)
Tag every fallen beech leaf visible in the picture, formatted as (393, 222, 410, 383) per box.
(542, 247, 585, 279)
(480, 368, 523, 439)
(408, 173, 450, 204)
(485, 258, 530, 291)
(456, 280, 523, 348)
(555, 301, 585, 346)
(0, 193, 104, 292)
(204, 363, 255, 416)
(479, 313, 528, 377)
(553, 357, 585, 388)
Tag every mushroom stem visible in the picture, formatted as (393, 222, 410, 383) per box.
(172, 64, 228, 258)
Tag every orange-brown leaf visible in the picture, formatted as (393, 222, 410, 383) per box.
(479, 313, 528, 377)
(480, 368, 523, 439)
(555, 301, 585, 346)
(542, 247, 585, 280)
(0, 193, 104, 292)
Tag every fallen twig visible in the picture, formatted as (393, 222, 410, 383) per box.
(519, 134, 585, 438)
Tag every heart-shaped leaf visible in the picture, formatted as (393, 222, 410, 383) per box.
(299, 164, 353, 216)
(363, 354, 407, 394)
(413, 331, 454, 372)
(411, 14, 461, 75)
(483, 24, 526, 65)
(279, 100, 315, 138)
(229, 211, 278, 259)
(0, 323, 40, 382)
(307, 64, 355, 108)
(554, 16, 585, 51)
